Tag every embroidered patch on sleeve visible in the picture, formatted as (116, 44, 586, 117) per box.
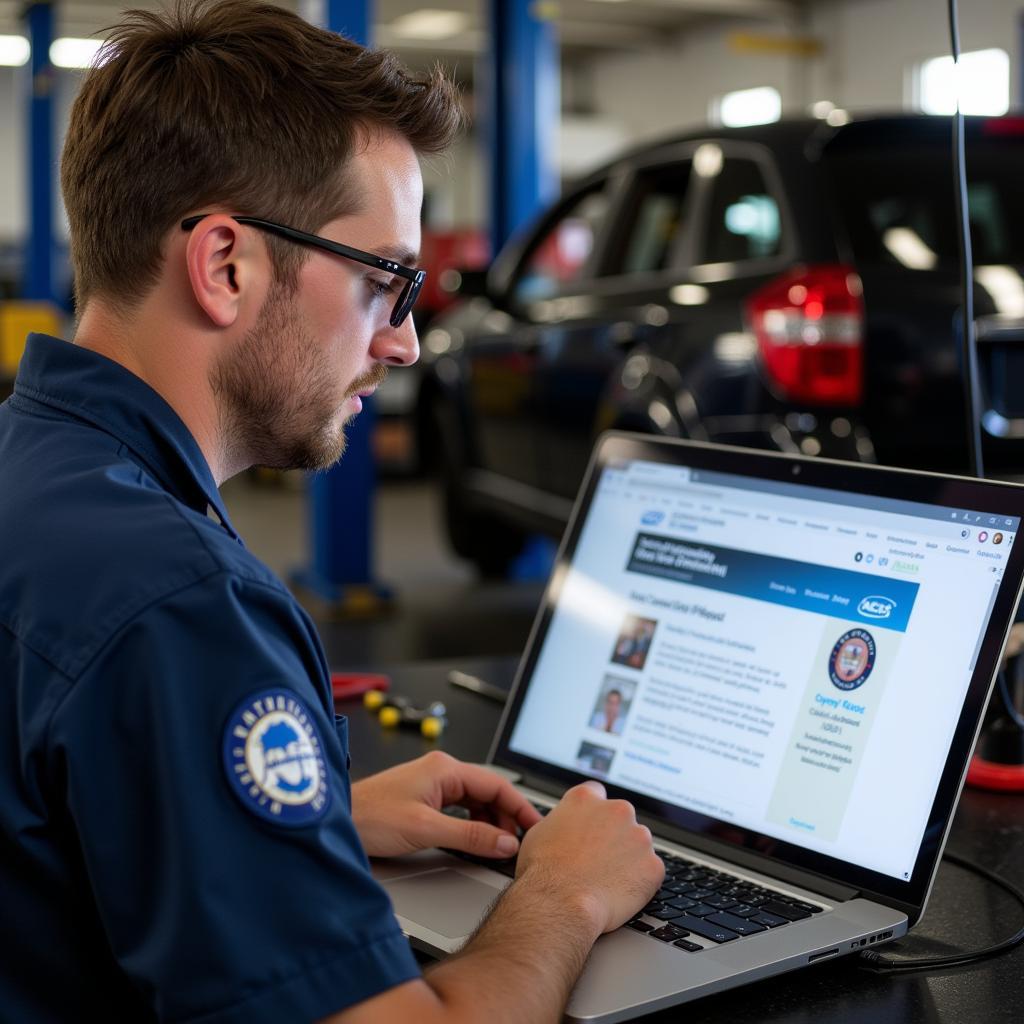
(223, 689, 331, 826)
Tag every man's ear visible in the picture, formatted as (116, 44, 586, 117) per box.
(183, 215, 267, 328)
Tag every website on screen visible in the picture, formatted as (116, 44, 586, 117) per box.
(509, 459, 1017, 881)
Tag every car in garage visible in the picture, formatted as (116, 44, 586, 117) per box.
(418, 114, 1024, 574)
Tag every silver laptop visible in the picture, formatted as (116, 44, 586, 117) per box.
(374, 433, 1024, 1023)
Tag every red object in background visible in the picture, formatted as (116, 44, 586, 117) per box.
(331, 672, 390, 701)
(967, 755, 1024, 792)
(418, 229, 490, 317)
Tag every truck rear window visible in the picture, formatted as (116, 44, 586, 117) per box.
(826, 142, 1024, 269)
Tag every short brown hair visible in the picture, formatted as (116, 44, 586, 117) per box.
(61, 0, 463, 309)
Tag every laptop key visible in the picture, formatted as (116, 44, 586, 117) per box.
(730, 904, 759, 918)
(704, 895, 738, 910)
(787, 900, 823, 914)
(652, 907, 687, 921)
(680, 916, 739, 943)
(683, 903, 718, 918)
(683, 888, 715, 900)
(649, 924, 690, 942)
(642, 901, 664, 915)
(707, 912, 766, 936)
(673, 939, 703, 952)
(655, 888, 676, 903)
(627, 919, 654, 933)
(761, 900, 812, 921)
(751, 911, 790, 929)
(666, 896, 696, 912)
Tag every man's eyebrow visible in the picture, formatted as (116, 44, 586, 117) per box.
(375, 245, 420, 267)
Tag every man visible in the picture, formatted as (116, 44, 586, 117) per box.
(590, 688, 626, 734)
(0, 3, 662, 1023)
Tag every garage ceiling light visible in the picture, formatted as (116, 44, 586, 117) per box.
(0, 34, 30, 67)
(918, 48, 1009, 116)
(715, 86, 781, 128)
(389, 10, 469, 40)
(50, 37, 105, 69)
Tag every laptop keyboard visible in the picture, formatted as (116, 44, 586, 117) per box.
(445, 807, 824, 954)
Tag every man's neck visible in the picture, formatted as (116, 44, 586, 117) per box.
(73, 302, 232, 485)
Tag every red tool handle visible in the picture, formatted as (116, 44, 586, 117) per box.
(331, 672, 391, 701)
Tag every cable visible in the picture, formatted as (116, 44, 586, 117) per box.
(859, 850, 1024, 972)
(998, 667, 1024, 731)
(947, 0, 984, 479)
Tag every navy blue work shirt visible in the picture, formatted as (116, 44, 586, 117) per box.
(0, 334, 420, 1022)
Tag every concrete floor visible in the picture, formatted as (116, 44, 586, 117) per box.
(220, 473, 543, 671)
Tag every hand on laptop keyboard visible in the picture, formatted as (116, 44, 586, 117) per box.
(513, 781, 665, 935)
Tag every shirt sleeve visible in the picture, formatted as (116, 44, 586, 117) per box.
(47, 571, 420, 1023)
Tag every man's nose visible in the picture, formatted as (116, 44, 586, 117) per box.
(371, 315, 419, 366)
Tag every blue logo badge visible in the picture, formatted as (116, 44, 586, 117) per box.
(828, 629, 876, 691)
(641, 510, 665, 526)
(222, 689, 330, 827)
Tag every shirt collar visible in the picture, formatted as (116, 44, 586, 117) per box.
(14, 333, 240, 541)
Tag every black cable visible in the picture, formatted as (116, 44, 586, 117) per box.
(947, 0, 984, 479)
(998, 667, 1024, 731)
(859, 850, 1024, 972)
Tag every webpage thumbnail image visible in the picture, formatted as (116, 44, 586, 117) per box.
(610, 614, 657, 671)
(587, 673, 638, 736)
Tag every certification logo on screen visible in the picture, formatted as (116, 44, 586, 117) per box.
(828, 629, 876, 691)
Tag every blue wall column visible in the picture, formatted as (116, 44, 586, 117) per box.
(484, 0, 561, 581)
(24, 1, 56, 302)
(293, 0, 385, 612)
(485, 0, 559, 256)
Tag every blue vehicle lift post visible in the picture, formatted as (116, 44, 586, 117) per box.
(484, 0, 561, 578)
(292, 0, 387, 614)
(24, 1, 55, 304)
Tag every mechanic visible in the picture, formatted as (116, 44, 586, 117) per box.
(0, 2, 662, 1022)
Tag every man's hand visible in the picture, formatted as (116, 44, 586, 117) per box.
(350, 750, 542, 859)
(514, 780, 664, 935)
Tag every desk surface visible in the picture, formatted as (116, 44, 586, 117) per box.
(341, 657, 1024, 1024)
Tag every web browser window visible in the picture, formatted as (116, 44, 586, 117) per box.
(509, 458, 1019, 881)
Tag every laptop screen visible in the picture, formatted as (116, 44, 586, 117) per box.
(493, 434, 1024, 908)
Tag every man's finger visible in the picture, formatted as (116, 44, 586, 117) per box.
(426, 809, 520, 858)
(438, 762, 543, 830)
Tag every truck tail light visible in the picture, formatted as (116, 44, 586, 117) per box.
(745, 264, 864, 406)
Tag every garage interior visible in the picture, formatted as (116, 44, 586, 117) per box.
(5, 0, 1024, 1020)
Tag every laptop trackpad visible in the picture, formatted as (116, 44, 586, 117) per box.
(384, 869, 501, 939)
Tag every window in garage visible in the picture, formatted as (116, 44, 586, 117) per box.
(700, 159, 782, 264)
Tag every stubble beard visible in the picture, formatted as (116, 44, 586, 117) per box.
(211, 280, 387, 473)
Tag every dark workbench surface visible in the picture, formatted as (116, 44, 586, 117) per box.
(340, 657, 1024, 1024)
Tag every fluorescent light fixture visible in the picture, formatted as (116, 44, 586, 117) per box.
(716, 86, 781, 128)
(918, 48, 1009, 116)
(50, 37, 105, 69)
(0, 34, 30, 67)
(389, 10, 469, 40)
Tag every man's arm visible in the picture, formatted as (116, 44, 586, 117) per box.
(324, 781, 664, 1024)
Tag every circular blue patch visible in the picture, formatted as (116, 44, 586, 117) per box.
(222, 689, 330, 827)
(828, 629, 876, 692)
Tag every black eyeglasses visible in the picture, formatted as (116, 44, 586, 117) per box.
(180, 214, 426, 327)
